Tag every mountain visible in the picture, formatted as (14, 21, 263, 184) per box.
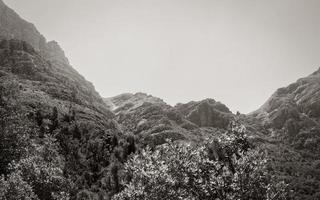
(249, 69, 320, 200)
(104, 93, 234, 146)
(251, 68, 320, 145)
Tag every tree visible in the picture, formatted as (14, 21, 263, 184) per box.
(112, 122, 290, 200)
(7, 135, 71, 200)
(0, 172, 39, 200)
(50, 107, 59, 132)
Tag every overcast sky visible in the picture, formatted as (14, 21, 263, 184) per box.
(5, 0, 320, 113)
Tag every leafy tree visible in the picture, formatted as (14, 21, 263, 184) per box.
(113, 123, 290, 200)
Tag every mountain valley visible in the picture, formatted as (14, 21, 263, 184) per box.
(0, 0, 319, 199)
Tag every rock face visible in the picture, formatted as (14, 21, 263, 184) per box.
(175, 99, 233, 129)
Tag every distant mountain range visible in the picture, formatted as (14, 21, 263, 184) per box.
(0, 0, 319, 199)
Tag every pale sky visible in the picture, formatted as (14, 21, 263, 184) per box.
(5, 0, 320, 113)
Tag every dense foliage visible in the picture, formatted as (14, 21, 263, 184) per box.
(113, 123, 290, 200)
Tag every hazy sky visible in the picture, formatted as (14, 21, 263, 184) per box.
(5, 0, 320, 113)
